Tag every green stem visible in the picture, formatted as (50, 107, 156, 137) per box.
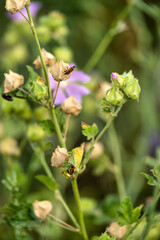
(25, 4, 52, 106)
(84, 105, 123, 166)
(139, 189, 160, 240)
(40, 151, 79, 229)
(26, 4, 66, 148)
(108, 125, 126, 201)
(122, 214, 145, 240)
(71, 178, 88, 240)
(83, 5, 132, 71)
(51, 108, 66, 148)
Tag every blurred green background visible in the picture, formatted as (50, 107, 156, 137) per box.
(1, 0, 160, 239)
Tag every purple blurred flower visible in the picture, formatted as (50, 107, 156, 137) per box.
(7, 2, 42, 21)
(111, 72, 117, 79)
(49, 67, 90, 105)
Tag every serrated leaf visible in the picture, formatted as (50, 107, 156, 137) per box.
(82, 122, 98, 140)
(118, 197, 141, 225)
(35, 175, 59, 191)
(131, 207, 141, 222)
(40, 119, 55, 136)
(141, 172, 157, 186)
(99, 232, 116, 240)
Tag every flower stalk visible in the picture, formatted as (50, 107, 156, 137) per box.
(53, 81, 60, 106)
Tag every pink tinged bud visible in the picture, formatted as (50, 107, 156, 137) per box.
(111, 72, 117, 80)
(33, 200, 52, 220)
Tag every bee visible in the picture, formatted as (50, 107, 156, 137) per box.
(65, 66, 75, 75)
(67, 164, 75, 175)
(2, 94, 13, 101)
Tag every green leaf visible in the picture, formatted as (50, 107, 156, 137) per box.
(93, 232, 116, 240)
(35, 175, 59, 191)
(82, 122, 98, 140)
(118, 197, 141, 225)
(40, 119, 55, 136)
(141, 172, 157, 186)
(26, 65, 39, 82)
(4, 202, 38, 229)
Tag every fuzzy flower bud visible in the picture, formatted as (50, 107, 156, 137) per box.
(5, 0, 29, 14)
(51, 146, 69, 167)
(0, 137, 20, 156)
(124, 79, 141, 101)
(107, 222, 126, 239)
(106, 86, 125, 105)
(61, 96, 82, 116)
(4, 70, 24, 93)
(50, 60, 70, 82)
(33, 48, 56, 69)
(33, 200, 52, 220)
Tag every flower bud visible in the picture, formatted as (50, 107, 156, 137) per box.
(50, 60, 70, 82)
(106, 86, 125, 105)
(4, 70, 24, 93)
(111, 72, 127, 88)
(85, 141, 104, 159)
(61, 96, 82, 116)
(51, 146, 69, 167)
(5, 0, 29, 14)
(27, 124, 45, 142)
(96, 81, 112, 99)
(33, 48, 56, 69)
(123, 79, 141, 101)
(107, 222, 126, 239)
(0, 137, 20, 156)
(33, 200, 52, 220)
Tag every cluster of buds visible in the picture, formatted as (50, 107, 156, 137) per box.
(102, 71, 141, 112)
(33, 49, 74, 82)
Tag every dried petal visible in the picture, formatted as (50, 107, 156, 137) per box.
(51, 146, 69, 167)
(4, 70, 24, 93)
(33, 200, 52, 220)
(61, 96, 82, 116)
(50, 60, 70, 82)
(107, 222, 126, 239)
(5, 0, 29, 14)
(33, 48, 56, 69)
